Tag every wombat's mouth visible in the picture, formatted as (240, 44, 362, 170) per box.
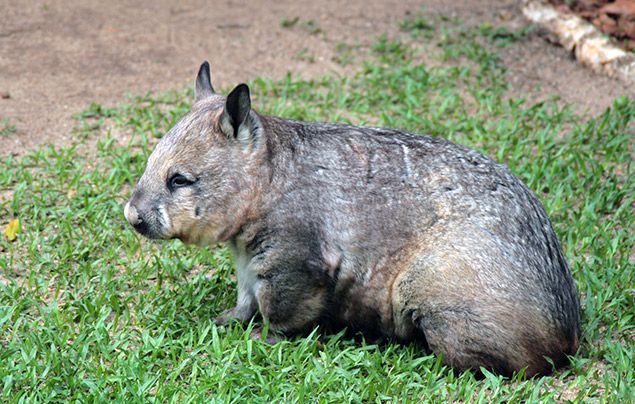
(129, 217, 171, 240)
(134, 226, 168, 240)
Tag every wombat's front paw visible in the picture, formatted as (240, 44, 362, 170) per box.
(214, 306, 254, 326)
(250, 326, 284, 344)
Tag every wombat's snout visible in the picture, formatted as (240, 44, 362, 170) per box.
(124, 200, 149, 236)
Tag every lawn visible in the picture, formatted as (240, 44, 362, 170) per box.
(0, 16, 633, 402)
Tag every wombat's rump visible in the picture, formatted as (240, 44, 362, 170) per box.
(125, 62, 580, 376)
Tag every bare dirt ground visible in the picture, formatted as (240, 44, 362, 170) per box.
(1, 0, 633, 157)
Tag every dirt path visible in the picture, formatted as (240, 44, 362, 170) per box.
(1, 0, 633, 157)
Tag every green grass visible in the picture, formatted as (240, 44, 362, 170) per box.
(0, 119, 17, 138)
(294, 48, 316, 64)
(280, 17, 322, 35)
(1, 17, 633, 402)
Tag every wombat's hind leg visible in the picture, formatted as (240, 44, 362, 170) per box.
(413, 309, 517, 376)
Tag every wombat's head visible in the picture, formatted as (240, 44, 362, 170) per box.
(124, 62, 264, 245)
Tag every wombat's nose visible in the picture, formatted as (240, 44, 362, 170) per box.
(124, 201, 141, 226)
(124, 202, 150, 235)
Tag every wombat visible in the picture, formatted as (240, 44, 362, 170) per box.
(125, 62, 580, 376)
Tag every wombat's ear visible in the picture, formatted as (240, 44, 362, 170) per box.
(220, 84, 259, 145)
(195, 61, 215, 101)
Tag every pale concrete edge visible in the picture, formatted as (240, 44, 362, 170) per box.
(522, 0, 635, 85)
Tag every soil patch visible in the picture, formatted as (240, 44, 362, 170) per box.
(0, 0, 633, 157)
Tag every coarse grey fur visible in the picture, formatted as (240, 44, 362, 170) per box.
(125, 62, 581, 376)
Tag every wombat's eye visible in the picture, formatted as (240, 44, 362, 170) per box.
(168, 173, 195, 191)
